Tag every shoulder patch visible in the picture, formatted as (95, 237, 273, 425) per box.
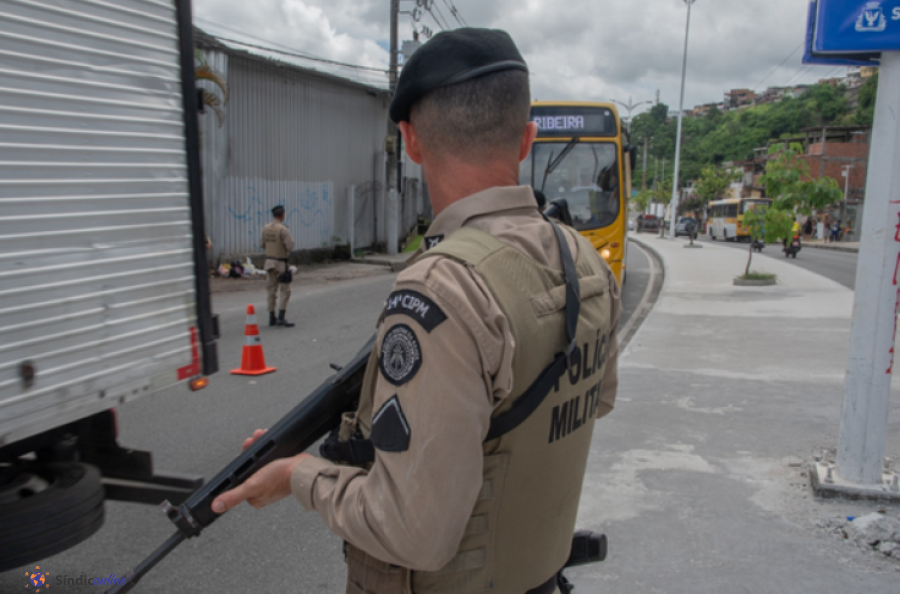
(385, 289, 447, 332)
(371, 395, 411, 452)
(424, 234, 444, 250)
(379, 324, 422, 386)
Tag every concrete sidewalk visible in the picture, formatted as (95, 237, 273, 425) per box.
(571, 236, 900, 592)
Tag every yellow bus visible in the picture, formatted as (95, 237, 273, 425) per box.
(519, 101, 634, 284)
(708, 198, 772, 241)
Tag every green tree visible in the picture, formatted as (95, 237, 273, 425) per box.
(694, 165, 740, 205)
(678, 194, 704, 216)
(631, 188, 653, 214)
(741, 206, 795, 276)
(854, 73, 878, 127)
(759, 143, 843, 215)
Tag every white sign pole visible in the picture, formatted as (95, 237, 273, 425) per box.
(836, 51, 900, 485)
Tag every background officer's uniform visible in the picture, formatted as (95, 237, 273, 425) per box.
(291, 186, 620, 594)
(260, 219, 294, 321)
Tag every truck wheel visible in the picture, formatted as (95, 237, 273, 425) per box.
(0, 463, 105, 571)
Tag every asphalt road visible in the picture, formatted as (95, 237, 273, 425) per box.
(0, 250, 655, 594)
(692, 235, 859, 289)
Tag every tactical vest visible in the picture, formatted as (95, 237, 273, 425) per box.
(344, 225, 614, 594)
(263, 222, 288, 258)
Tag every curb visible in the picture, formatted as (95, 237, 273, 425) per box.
(802, 243, 859, 254)
(351, 257, 409, 273)
(620, 236, 665, 348)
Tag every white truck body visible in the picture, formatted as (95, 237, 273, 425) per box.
(0, 0, 217, 449)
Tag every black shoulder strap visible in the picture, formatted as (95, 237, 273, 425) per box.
(485, 219, 581, 442)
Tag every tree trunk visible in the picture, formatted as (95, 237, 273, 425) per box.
(745, 243, 753, 277)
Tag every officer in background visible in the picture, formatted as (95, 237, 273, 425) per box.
(214, 28, 620, 594)
(260, 205, 295, 328)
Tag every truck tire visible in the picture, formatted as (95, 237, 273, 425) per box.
(0, 463, 105, 571)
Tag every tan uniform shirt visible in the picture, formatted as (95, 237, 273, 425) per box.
(260, 221, 295, 273)
(291, 186, 620, 572)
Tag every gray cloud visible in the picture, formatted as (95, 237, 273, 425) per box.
(194, 0, 844, 114)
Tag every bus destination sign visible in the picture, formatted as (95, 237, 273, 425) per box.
(530, 106, 617, 137)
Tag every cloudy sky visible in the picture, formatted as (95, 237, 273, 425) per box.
(193, 0, 842, 117)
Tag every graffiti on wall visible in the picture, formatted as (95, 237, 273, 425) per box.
(224, 179, 335, 252)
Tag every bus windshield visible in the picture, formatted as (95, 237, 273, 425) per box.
(522, 142, 620, 231)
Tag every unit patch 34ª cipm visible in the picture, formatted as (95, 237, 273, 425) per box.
(384, 289, 446, 332)
(380, 324, 422, 386)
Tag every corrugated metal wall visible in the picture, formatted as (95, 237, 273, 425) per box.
(197, 48, 419, 260)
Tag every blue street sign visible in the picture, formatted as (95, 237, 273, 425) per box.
(804, 1, 879, 64)
(814, 0, 900, 53)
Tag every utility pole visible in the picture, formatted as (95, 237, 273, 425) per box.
(840, 164, 853, 236)
(641, 137, 649, 190)
(385, 0, 400, 255)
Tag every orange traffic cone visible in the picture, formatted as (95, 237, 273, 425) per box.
(231, 305, 277, 376)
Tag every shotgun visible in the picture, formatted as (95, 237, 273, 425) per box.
(105, 337, 374, 594)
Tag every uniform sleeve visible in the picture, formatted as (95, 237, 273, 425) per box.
(290, 258, 511, 571)
(258, 228, 265, 251)
(281, 227, 295, 254)
(596, 265, 621, 419)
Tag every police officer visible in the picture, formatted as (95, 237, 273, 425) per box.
(260, 205, 296, 328)
(213, 28, 620, 594)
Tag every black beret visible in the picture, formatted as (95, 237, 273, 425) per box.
(389, 28, 528, 124)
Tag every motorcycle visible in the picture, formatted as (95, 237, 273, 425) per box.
(751, 239, 765, 253)
(783, 234, 801, 259)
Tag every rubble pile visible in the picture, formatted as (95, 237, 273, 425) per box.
(818, 512, 900, 560)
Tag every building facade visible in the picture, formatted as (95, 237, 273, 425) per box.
(194, 30, 424, 262)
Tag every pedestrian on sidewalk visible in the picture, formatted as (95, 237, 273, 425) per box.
(803, 217, 813, 240)
(830, 218, 841, 243)
(213, 27, 620, 594)
(260, 205, 296, 328)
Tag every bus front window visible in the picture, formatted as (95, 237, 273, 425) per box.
(525, 143, 620, 230)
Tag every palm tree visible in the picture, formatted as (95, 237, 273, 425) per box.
(195, 49, 228, 127)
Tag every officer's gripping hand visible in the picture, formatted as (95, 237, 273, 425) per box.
(242, 428, 268, 451)
(210, 428, 313, 514)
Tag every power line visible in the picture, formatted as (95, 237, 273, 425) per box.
(211, 35, 390, 74)
(783, 63, 815, 87)
(195, 17, 325, 61)
(428, 2, 451, 29)
(440, 0, 468, 27)
(753, 42, 803, 92)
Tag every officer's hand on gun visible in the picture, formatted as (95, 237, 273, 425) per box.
(211, 428, 312, 514)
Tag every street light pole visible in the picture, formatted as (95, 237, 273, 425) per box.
(668, 0, 696, 240)
(611, 96, 653, 136)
